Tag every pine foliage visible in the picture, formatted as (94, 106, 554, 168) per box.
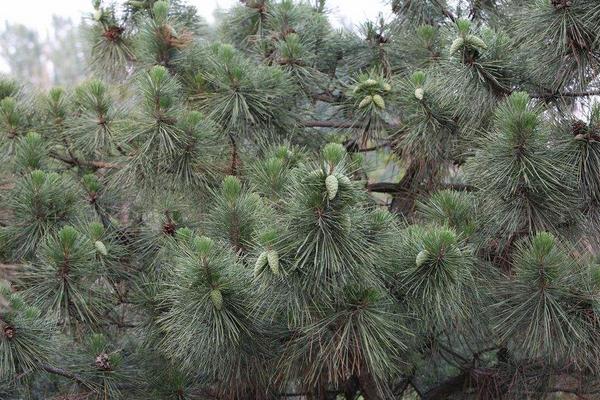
(2, 0, 600, 399)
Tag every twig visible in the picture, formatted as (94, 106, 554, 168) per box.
(311, 92, 343, 103)
(530, 89, 600, 99)
(433, 0, 457, 22)
(357, 143, 391, 152)
(367, 182, 401, 193)
(40, 364, 89, 387)
(302, 119, 357, 129)
(49, 151, 120, 170)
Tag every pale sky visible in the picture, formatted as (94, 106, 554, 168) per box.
(1, 0, 390, 30)
(0, 0, 391, 73)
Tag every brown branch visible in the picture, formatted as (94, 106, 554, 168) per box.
(0, 263, 19, 281)
(474, 65, 512, 97)
(49, 152, 119, 170)
(367, 182, 401, 194)
(367, 181, 475, 196)
(445, 183, 476, 192)
(311, 92, 342, 103)
(40, 364, 88, 386)
(575, 133, 600, 142)
(530, 89, 600, 99)
(344, 138, 392, 153)
(357, 143, 391, 152)
(433, 0, 456, 22)
(437, 343, 470, 365)
(422, 372, 468, 400)
(301, 120, 357, 129)
(302, 118, 401, 131)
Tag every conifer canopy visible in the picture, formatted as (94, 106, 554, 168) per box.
(2, 0, 600, 399)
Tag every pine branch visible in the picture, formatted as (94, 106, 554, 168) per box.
(356, 144, 389, 152)
(422, 372, 468, 400)
(367, 182, 474, 193)
(367, 182, 401, 193)
(437, 343, 470, 365)
(433, 0, 456, 22)
(445, 183, 475, 192)
(531, 89, 600, 99)
(311, 92, 342, 103)
(344, 138, 391, 152)
(0, 263, 18, 280)
(49, 151, 120, 169)
(302, 119, 400, 130)
(301, 119, 357, 128)
(40, 364, 88, 386)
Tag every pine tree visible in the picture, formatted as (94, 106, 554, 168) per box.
(2, 0, 600, 399)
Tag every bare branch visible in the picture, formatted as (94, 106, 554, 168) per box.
(40, 364, 89, 387)
(301, 120, 357, 129)
(433, 0, 457, 22)
(49, 151, 120, 170)
(530, 89, 600, 99)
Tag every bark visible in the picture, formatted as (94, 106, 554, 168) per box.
(49, 151, 119, 169)
(40, 363, 89, 387)
(422, 372, 468, 400)
(358, 371, 383, 400)
(389, 160, 421, 216)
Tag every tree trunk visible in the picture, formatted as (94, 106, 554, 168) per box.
(358, 372, 382, 400)
(390, 160, 420, 217)
(422, 372, 468, 400)
(342, 375, 360, 400)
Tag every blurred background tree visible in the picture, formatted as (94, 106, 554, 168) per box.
(0, 16, 88, 87)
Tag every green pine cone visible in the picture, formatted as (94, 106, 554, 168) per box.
(359, 95, 373, 108)
(415, 249, 430, 267)
(267, 250, 280, 275)
(210, 289, 223, 310)
(95, 240, 108, 256)
(93, 10, 103, 21)
(254, 251, 268, 277)
(414, 88, 424, 100)
(338, 174, 351, 185)
(325, 174, 339, 200)
(465, 34, 487, 49)
(364, 79, 378, 87)
(372, 94, 385, 109)
(449, 37, 465, 55)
